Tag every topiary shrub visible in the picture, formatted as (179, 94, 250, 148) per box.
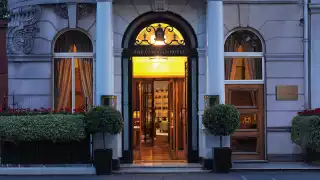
(0, 114, 86, 142)
(202, 104, 240, 147)
(303, 116, 320, 151)
(291, 115, 307, 147)
(84, 106, 124, 135)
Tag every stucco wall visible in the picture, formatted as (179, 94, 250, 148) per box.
(310, 1, 320, 110)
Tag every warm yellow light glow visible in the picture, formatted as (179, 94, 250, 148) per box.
(133, 56, 187, 78)
(150, 35, 166, 45)
(136, 23, 184, 46)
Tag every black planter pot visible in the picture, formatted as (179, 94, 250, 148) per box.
(1, 139, 91, 164)
(213, 147, 232, 173)
(94, 149, 113, 175)
(305, 148, 320, 163)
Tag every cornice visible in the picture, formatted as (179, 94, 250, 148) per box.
(309, 3, 320, 14)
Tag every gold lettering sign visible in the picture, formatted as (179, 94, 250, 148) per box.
(275, 85, 298, 101)
(131, 48, 187, 56)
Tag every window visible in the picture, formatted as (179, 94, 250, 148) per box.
(53, 30, 94, 111)
(224, 29, 265, 160)
(224, 30, 264, 82)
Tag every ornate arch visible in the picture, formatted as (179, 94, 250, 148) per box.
(122, 11, 198, 49)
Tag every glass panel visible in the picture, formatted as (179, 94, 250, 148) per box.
(54, 58, 72, 110)
(135, 23, 185, 46)
(74, 58, 93, 111)
(231, 136, 258, 152)
(239, 113, 257, 129)
(225, 58, 262, 80)
(54, 30, 93, 52)
(230, 90, 257, 107)
(224, 30, 262, 52)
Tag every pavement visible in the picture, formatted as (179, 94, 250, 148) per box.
(1, 172, 320, 180)
(0, 162, 319, 175)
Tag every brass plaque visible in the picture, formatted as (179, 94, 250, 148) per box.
(275, 85, 298, 101)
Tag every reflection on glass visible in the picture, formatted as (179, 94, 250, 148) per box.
(224, 30, 262, 52)
(230, 90, 257, 107)
(225, 58, 262, 80)
(239, 113, 257, 129)
(231, 136, 258, 152)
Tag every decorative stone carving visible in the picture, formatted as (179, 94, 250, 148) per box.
(77, 4, 95, 20)
(152, 0, 168, 12)
(54, 3, 68, 19)
(6, 5, 42, 55)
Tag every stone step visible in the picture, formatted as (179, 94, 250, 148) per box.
(116, 163, 209, 173)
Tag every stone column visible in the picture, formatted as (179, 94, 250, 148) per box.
(96, 0, 114, 103)
(95, 0, 121, 170)
(201, 0, 229, 169)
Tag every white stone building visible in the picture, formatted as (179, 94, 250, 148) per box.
(6, 0, 316, 167)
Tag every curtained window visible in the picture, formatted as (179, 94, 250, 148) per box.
(53, 30, 93, 111)
(224, 30, 263, 80)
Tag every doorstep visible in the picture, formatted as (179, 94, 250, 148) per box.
(231, 162, 320, 171)
(0, 164, 95, 175)
(116, 163, 209, 174)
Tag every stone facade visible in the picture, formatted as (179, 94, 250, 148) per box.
(7, 0, 306, 161)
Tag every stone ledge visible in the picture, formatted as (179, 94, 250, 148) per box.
(0, 167, 95, 175)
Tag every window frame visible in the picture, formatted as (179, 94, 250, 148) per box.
(53, 51, 95, 111)
(224, 31, 265, 85)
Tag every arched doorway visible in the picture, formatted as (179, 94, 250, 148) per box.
(121, 12, 198, 163)
(224, 29, 265, 160)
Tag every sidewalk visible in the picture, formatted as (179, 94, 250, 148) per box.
(0, 162, 318, 175)
(232, 162, 320, 171)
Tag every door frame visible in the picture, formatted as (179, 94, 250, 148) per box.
(120, 12, 199, 163)
(122, 54, 198, 163)
(225, 84, 265, 160)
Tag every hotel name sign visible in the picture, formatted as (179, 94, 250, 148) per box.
(127, 46, 190, 56)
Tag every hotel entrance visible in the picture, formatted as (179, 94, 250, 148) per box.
(121, 13, 199, 163)
(132, 56, 188, 163)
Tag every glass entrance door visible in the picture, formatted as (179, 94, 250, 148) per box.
(140, 81, 155, 147)
(132, 78, 187, 162)
(168, 79, 187, 160)
(168, 81, 176, 159)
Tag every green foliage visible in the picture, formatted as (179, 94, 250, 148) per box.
(84, 106, 124, 135)
(0, 114, 86, 142)
(291, 115, 320, 151)
(291, 115, 307, 146)
(202, 104, 240, 136)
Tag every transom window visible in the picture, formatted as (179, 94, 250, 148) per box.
(224, 30, 264, 83)
(53, 30, 94, 111)
(135, 23, 185, 46)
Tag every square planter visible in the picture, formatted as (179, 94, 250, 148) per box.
(94, 149, 112, 175)
(213, 147, 232, 173)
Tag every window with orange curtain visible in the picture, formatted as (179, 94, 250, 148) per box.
(224, 30, 263, 80)
(53, 30, 93, 111)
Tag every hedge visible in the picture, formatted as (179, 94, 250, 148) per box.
(291, 115, 320, 151)
(0, 114, 86, 142)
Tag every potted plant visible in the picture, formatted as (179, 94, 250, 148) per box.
(202, 104, 240, 173)
(84, 106, 124, 175)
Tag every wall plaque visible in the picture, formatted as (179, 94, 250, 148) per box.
(275, 85, 298, 101)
